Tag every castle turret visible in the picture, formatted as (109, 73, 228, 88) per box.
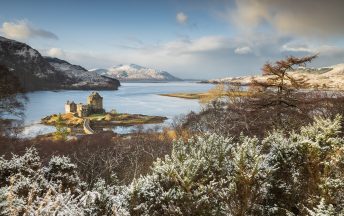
(65, 101, 77, 113)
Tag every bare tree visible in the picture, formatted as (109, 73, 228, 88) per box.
(181, 55, 344, 138)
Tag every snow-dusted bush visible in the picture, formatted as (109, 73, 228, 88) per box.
(263, 115, 344, 214)
(121, 134, 267, 215)
(44, 156, 85, 193)
(0, 149, 125, 215)
(307, 198, 338, 216)
(0, 149, 88, 215)
(120, 116, 344, 215)
(0, 148, 41, 185)
(0, 116, 343, 215)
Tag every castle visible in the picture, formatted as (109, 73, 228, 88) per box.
(65, 92, 105, 117)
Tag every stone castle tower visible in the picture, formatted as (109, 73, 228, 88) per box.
(87, 92, 104, 113)
(65, 92, 105, 117)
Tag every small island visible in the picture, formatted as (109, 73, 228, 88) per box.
(41, 92, 167, 134)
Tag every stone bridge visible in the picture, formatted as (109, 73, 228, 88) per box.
(83, 119, 95, 134)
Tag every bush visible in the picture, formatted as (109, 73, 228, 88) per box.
(0, 116, 343, 215)
(122, 116, 344, 215)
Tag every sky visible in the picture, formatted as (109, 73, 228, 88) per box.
(1, 0, 344, 79)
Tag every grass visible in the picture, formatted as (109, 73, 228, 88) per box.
(41, 113, 83, 127)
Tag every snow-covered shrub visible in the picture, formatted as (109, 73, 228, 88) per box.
(307, 198, 338, 216)
(118, 116, 344, 215)
(0, 149, 47, 215)
(24, 189, 85, 216)
(122, 134, 267, 215)
(0, 149, 126, 215)
(0, 115, 343, 215)
(263, 115, 344, 214)
(0, 148, 41, 185)
(44, 156, 85, 193)
(0, 150, 88, 215)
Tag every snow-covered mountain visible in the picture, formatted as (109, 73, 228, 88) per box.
(206, 64, 344, 90)
(90, 64, 181, 82)
(0, 36, 120, 91)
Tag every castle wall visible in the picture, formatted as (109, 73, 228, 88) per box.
(77, 104, 89, 117)
(65, 102, 77, 113)
(65, 104, 72, 113)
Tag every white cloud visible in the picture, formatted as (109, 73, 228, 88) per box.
(234, 46, 252, 55)
(54, 35, 292, 78)
(228, 0, 344, 37)
(37, 34, 344, 80)
(47, 48, 65, 58)
(281, 43, 313, 53)
(162, 36, 232, 55)
(176, 12, 188, 24)
(0, 20, 58, 40)
(281, 42, 344, 57)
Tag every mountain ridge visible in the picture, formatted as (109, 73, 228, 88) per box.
(90, 64, 182, 82)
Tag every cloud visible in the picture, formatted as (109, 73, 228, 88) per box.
(162, 36, 232, 55)
(281, 42, 344, 57)
(176, 12, 188, 24)
(281, 43, 313, 53)
(229, 0, 344, 37)
(0, 20, 58, 40)
(106, 35, 280, 78)
(47, 48, 65, 58)
(234, 46, 252, 55)
(38, 34, 344, 80)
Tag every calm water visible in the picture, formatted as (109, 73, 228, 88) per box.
(21, 82, 213, 137)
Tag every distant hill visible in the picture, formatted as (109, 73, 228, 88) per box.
(206, 64, 344, 90)
(90, 64, 181, 82)
(0, 36, 120, 91)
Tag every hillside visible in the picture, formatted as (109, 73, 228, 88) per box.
(45, 57, 120, 90)
(90, 64, 181, 82)
(207, 64, 344, 90)
(0, 36, 120, 91)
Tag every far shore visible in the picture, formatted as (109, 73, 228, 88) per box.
(159, 91, 251, 100)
